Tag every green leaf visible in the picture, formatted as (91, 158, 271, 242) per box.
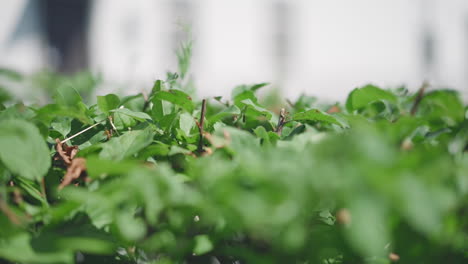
(112, 108, 152, 122)
(52, 85, 83, 108)
(120, 94, 145, 111)
(51, 116, 72, 138)
(34, 104, 92, 125)
(179, 112, 195, 136)
(254, 126, 279, 146)
(291, 94, 317, 112)
(150, 80, 165, 120)
(346, 84, 397, 112)
(232, 83, 268, 98)
(193, 235, 213, 255)
(137, 141, 170, 159)
(86, 156, 138, 179)
(213, 126, 260, 153)
(168, 145, 191, 156)
(345, 197, 389, 258)
(116, 211, 147, 242)
(154, 89, 195, 112)
(292, 109, 347, 127)
(398, 177, 442, 235)
(240, 99, 272, 119)
(31, 213, 116, 254)
(419, 90, 464, 126)
(0, 120, 51, 181)
(232, 83, 268, 107)
(0, 86, 12, 104)
(99, 128, 155, 160)
(97, 94, 120, 115)
(208, 105, 241, 124)
(251, 82, 270, 91)
(0, 233, 73, 264)
(15, 177, 48, 205)
(113, 110, 137, 129)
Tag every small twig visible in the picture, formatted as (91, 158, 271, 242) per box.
(275, 108, 286, 135)
(142, 92, 151, 112)
(286, 99, 295, 108)
(108, 116, 120, 136)
(0, 198, 20, 225)
(197, 99, 207, 153)
(410, 81, 429, 116)
(60, 120, 106, 144)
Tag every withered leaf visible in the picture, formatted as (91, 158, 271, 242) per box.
(326, 105, 341, 114)
(58, 157, 87, 190)
(55, 139, 88, 189)
(54, 138, 79, 165)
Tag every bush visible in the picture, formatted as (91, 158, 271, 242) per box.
(0, 68, 467, 264)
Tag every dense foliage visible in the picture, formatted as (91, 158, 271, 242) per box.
(0, 65, 467, 264)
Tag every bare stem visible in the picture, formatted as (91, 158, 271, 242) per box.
(275, 108, 286, 135)
(61, 120, 105, 144)
(108, 116, 120, 136)
(142, 96, 151, 112)
(197, 99, 207, 153)
(40, 178, 47, 199)
(410, 81, 429, 116)
(0, 198, 20, 225)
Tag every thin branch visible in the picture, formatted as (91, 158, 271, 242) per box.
(197, 99, 207, 153)
(275, 108, 286, 135)
(61, 120, 106, 144)
(108, 116, 120, 136)
(410, 81, 429, 116)
(0, 198, 20, 225)
(142, 92, 151, 112)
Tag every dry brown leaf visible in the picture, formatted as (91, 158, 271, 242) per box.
(54, 139, 89, 190)
(54, 138, 79, 165)
(201, 147, 213, 157)
(327, 105, 341, 114)
(389, 252, 400, 262)
(336, 208, 351, 225)
(59, 157, 87, 190)
(400, 138, 413, 151)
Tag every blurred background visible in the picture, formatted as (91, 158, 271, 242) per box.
(0, 0, 467, 101)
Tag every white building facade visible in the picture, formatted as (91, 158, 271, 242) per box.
(1, 0, 468, 100)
